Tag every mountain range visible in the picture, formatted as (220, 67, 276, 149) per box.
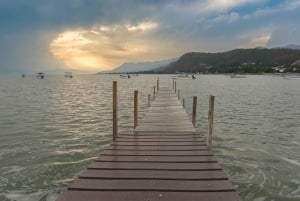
(98, 44, 300, 74)
(161, 48, 300, 73)
(274, 44, 300, 49)
(98, 58, 177, 74)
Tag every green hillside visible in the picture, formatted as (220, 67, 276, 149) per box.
(160, 48, 300, 73)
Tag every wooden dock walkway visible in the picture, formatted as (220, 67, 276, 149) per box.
(56, 79, 242, 201)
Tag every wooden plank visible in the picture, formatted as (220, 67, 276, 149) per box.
(137, 122, 194, 126)
(95, 155, 217, 162)
(57, 191, 242, 201)
(134, 131, 198, 134)
(140, 117, 191, 121)
(115, 138, 205, 142)
(118, 135, 202, 139)
(113, 142, 206, 146)
(102, 150, 213, 156)
(69, 179, 236, 191)
(88, 162, 222, 170)
(131, 131, 199, 135)
(80, 169, 227, 180)
(135, 127, 196, 132)
(107, 145, 209, 151)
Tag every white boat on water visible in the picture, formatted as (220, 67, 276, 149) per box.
(278, 73, 300, 80)
(36, 72, 44, 79)
(230, 74, 246, 78)
(172, 71, 192, 79)
(64, 72, 73, 78)
(120, 74, 131, 78)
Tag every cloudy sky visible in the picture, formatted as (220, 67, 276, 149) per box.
(1, 0, 300, 74)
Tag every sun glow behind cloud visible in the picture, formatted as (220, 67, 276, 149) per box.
(50, 21, 160, 71)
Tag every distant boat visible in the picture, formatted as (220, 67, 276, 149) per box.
(64, 72, 73, 78)
(230, 74, 246, 78)
(172, 72, 191, 79)
(273, 73, 285, 77)
(283, 74, 300, 80)
(36, 72, 44, 79)
(21, 74, 25, 78)
(120, 74, 130, 79)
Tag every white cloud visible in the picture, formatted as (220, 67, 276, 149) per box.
(248, 33, 272, 47)
(238, 28, 273, 48)
(204, 0, 265, 12)
(244, 0, 300, 19)
(213, 12, 240, 24)
(168, 0, 264, 15)
(126, 21, 158, 32)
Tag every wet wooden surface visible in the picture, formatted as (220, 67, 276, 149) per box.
(56, 80, 242, 201)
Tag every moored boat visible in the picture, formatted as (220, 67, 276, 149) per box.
(36, 72, 44, 79)
(230, 74, 246, 78)
(64, 72, 73, 78)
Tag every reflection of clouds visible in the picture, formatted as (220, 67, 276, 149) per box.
(50, 21, 160, 71)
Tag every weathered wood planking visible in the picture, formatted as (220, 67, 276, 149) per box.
(56, 79, 242, 201)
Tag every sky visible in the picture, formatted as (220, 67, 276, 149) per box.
(1, 0, 300, 74)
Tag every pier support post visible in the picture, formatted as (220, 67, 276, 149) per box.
(174, 81, 177, 93)
(183, 98, 185, 108)
(173, 79, 175, 90)
(148, 94, 151, 107)
(153, 86, 156, 99)
(207, 95, 215, 149)
(178, 89, 180, 100)
(192, 96, 197, 127)
(112, 81, 117, 141)
(134, 90, 138, 129)
(157, 78, 159, 91)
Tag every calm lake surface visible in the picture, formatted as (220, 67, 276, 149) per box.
(0, 74, 299, 201)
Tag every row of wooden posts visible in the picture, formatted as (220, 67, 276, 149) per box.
(173, 79, 215, 149)
(112, 78, 215, 149)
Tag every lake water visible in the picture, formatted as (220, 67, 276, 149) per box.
(0, 74, 299, 201)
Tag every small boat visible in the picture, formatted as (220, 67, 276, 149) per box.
(283, 73, 300, 80)
(21, 74, 25, 78)
(120, 74, 130, 79)
(230, 74, 246, 78)
(172, 71, 191, 79)
(64, 72, 73, 78)
(273, 73, 285, 77)
(36, 72, 44, 79)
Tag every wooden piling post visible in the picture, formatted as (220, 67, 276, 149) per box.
(157, 78, 159, 91)
(173, 79, 174, 90)
(148, 94, 151, 107)
(153, 86, 156, 99)
(112, 81, 117, 141)
(134, 90, 138, 129)
(174, 81, 177, 93)
(192, 96, 197, 127)
(183, 98, 185, 108)
(207, 95, 215, 149)
(178, 89, 180, 100)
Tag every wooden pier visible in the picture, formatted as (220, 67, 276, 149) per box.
(56, 79, 242, 201)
